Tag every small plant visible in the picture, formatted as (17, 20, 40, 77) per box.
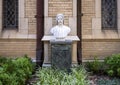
(104, 54, 120, 77)
(117, 68, 120, 76)
(0, 55, 35, 85)
(0, 57, 7, 66)
(35, 66, 89, 85)
(107, 70, 114, 77)
(85, 56, 104, 74)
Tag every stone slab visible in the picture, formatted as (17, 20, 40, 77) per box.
(42, 36, 80, 41)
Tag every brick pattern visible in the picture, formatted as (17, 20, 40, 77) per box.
(25, 0, 36, 34)
(81, 0, 120, 60)
(82, 40, 120, 60)
(1, 0, 120, 61)
(48, 0, 73, 17)
(0, 39, 36, 58)
(81, 0, 95, 37)
(0, 0, 37, 59)
(81, 0, 95, 59)
(48, 0, 73, 26)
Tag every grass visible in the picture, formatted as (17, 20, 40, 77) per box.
(34, 66, 89, 85)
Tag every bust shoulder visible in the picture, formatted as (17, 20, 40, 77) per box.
(63, 25, 70, 29)
(50, 26, 58, 34)
(63, 25, 71, 33)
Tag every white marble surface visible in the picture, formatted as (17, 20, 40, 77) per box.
(42, 36, 80, 41)
(50, 14, 71, 39)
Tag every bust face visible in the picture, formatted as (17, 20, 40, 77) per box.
(57, 16, 64, 26)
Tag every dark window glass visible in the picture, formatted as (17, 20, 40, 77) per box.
(3, 0, 18, 29)
(102, 0, 117, 29)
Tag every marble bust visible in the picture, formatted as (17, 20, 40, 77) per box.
(50, 14, 71, 39)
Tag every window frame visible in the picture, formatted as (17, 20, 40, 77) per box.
(101, 0, 117, 30)
(2, 0, 19, 30)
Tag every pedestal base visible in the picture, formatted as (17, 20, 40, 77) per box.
(51, 40, 72, 70)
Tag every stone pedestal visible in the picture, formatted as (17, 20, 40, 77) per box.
(41, 36, 80, 65)
(50, 40, 72, 70)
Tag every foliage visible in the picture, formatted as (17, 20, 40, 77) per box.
(107, 70, 114, 77)
(85, 57, 104, 74)
(85, 54, 120, 77)
(104, 54, 120, 77)
(35, 66, 89, 85)
(97, 78, 120, 85)
(0, 55, 35, 85)
(0, 57, 7, 65)
(117, 68, 120, 76)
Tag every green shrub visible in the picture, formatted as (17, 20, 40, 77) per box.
(0, 81, 2, 85)
(14, 56, 34, 78)
(85, 57, 104, 74)
(104, 54, 120, 77)
(85, 54, 120, 77)
(107, 70, 114, 77)
(0, 55, 35, 85)
(117, 68, 120, 76)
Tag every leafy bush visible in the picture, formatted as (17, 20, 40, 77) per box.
(107, 70, 114, 77)
(117, 68, 120, 76)
(0, 55, 35, 85)
(85, 54, 120, 77)
(85, 57, 104, 74)
(104, 54, 120, 77)
(35, 66, 89, 85)
(0, 57, 7, 65)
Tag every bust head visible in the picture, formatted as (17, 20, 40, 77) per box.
(50, 14, 71, 39)
(56, 14, 64, 26)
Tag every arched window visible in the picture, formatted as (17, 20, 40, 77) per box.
(3, 0, 18, 29)
(102, 0, 117, 30)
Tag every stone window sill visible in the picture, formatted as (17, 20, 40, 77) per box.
(0, 30, 36, 39)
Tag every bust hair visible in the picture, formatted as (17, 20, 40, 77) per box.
(56, 14, 64, 21)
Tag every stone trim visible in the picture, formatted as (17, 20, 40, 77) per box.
(92, 0, 120, 39)
(0, 0, 34, 39)
(82, 39, 120, 42)
(95, 0, 101, 18)
(73, 0, 77, 17)
(69, 17, 77, 35)
(44, 0, 51, 64)
(44, 0, 52, 35)
(44, 17, 52, 35)
(69, 0, 77, 35)
(44, 0, 48, 17)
